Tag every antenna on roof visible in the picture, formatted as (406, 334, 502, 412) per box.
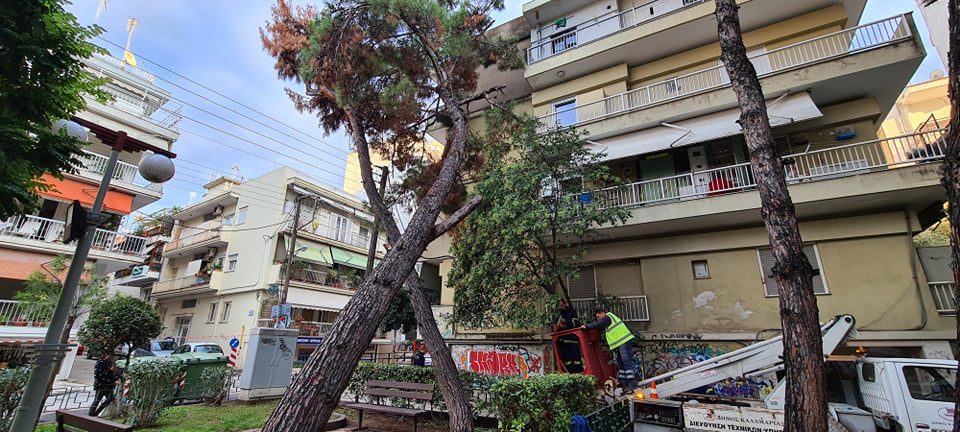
(123, 18, 139, 67)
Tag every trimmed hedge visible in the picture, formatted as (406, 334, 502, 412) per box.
(347, 362, 499, 412)
(0, 367, 29, 431)
(490, 373, 597, 432)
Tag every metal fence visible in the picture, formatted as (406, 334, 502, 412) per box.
(571, 296, 650, 322)
(0, 215, 147, 256)
(928, 282, 956, 315)
(0, 300, 51, 327)
(578, 399, 632, 432)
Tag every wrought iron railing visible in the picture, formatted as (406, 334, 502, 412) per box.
(289, 268, 357, 290)
(571, 296, 650, 322)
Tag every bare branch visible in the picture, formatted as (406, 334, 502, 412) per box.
(432, 195, 482, 239)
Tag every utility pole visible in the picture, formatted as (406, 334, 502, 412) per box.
(278, 195, 303, 316)
(365, 166, 390, 274)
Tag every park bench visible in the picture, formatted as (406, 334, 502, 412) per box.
(56, 409, 134, 432)
(341, 380, 434, 432)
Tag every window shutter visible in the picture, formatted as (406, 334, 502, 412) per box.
(758, 245, 827, 296)
(567, 265, 597, 300)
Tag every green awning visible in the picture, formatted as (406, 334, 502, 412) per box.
(330, 247, 370, 269)
(298, 242, 333, 265)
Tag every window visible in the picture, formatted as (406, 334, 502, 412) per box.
(566, 265, 597, 300)
(334, 215, 349, 242)
(692, 260, 710, 279)
(861, 363, 876, 382)
(235, 207, 248, 225)
(223, 213, 235, 226)
(553, 99, 578, 128)
(903, 366, 956, 402)
(359, 226, 370, 241)
(195, 344, 223, 354)
(220, 301, 232, 322)
(551, 29, 577, 53)
(226, 254, 239, 272)
(757, 245, 828, 296)
(172, 345, 190, 354)
(207, 303, 218, 323)
(181, 299, 197, 309)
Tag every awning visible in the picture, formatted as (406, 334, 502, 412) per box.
(296, 240, 333, 265)
(0, 251, 57, 280)
(39, 175, 134, 214)
(288, 287, 351, 311)
(589, 92, 823, 162)
(331, 247, 370, 270)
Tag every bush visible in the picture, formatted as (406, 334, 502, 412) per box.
(198, 365, 231, 406)
(0, 367, 30, 431)
(347, 362, 499, 413)
(490, 373, 597, 432)
(125, 359, 182, 427)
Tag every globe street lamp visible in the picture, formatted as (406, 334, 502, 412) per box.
(10, 119, 176, 432)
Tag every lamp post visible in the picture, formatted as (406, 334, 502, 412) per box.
(10, 120, 175, 432)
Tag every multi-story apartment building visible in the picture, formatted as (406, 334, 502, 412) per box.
(915, 0, 948, 71)
(110, 208, 176, 300)
(879, 73, 950, 138)
(151, 167, 389, 367)
(426, 0, 956, 379)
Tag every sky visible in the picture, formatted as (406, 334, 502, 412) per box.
(64, 0, 945, 223)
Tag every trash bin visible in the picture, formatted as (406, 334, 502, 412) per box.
(169, 352, 228, 402)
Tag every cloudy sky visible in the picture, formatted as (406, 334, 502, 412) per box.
(65, 0, 944, 220)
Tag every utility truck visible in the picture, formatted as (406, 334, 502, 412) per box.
(627, 315, 956, 432)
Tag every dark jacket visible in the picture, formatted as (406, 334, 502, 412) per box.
(557, 308, 579, 329)
(412, 352, 427, 367)
(584, 316, 612, 331)
(93, 358, 117, 391)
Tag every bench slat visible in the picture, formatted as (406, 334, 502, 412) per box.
(366, 380, 434, 392)
(57, 410, 134, 432)
(341, 402, 427, 417)
(364, 388, 434, 401)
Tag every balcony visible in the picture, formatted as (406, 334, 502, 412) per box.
(292, 321, 335, 337)
(539, 15, 914, 130)
(0, 215, 148, 259)
(84, 55, 183, 132)
(289, 268, 357, 291)
(163, 225, 227, 258)
(75, 150, 163, 194)
(570, 296, 650, 321)
(296, 222, 371, 251)
(0, 300, 51, 327)
(928, 282, 955, 315)
(151, 274, 217, 298)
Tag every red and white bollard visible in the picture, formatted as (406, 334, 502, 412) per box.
(176, 371, 187, 390)
(122, 379, 130, 399)
(228, 346, 239, 367)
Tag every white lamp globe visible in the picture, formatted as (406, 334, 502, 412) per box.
(139, 153, 176, 183)
(51, 119, 89, 142)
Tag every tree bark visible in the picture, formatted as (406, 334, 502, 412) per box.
(941, 2, 960, 431)
(715, 2, 825, 432)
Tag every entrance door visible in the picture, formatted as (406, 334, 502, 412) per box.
(687, 146, 710, 196)
(174, 316, 192, 346)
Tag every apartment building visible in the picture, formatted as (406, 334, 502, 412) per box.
(915, 0, 948, 70)
(151, 167, 389, 367)
(879, 73, 950, 137)
(426, 0, 956, 379)
(110, 208, 176, 300)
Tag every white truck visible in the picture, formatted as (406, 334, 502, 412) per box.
(631, 315, 956, 432)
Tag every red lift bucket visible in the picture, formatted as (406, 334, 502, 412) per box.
(551, 327, 617, 385)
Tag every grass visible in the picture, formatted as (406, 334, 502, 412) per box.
(37, 401, 278, 432)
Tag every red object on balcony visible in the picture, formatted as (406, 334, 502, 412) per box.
(551, 327, 617, 385)
(707, 176, 734, 197)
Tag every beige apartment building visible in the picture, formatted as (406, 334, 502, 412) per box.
(150, 167, 389, 367)
(426, 0, 956, 379)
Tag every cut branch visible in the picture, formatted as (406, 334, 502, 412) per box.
(433, 196, 482, 239)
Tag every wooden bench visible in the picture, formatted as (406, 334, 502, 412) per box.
(56, 410, 134, 432)
(341, 380, 434, 431)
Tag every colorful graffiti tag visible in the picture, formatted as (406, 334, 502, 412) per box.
(450, 344, 545, 379)
(637, 341, 776, 398)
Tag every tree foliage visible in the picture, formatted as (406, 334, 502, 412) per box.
(78, 296, 163, 361)
(14, 254, 107, 321)
(449, 113, 629, 329)
(380, 288, 418, 334)
(0, 0, 106, 218)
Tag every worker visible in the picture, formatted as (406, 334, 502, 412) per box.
(555, 299, 584, 373)
(582, 307, 638, 390)
(555, 298, 580, 330)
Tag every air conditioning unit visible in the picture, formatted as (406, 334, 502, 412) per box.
(212, 205, 224, 216)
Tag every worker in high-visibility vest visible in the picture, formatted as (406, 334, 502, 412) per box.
(582, 307, 638, 389)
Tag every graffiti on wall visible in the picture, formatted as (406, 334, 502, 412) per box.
(638, 340, 777, 398)
(450, 344, 546, 379)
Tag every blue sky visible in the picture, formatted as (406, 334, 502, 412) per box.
(65, 0, 944, 219)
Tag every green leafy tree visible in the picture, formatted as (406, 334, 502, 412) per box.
(449, 113, 629, 330)
(78, 295, 163, 373)
(0, 0, 106, 217)
(380, 288, 417, 334)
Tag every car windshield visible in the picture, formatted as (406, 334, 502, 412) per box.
(132, 348, 155, 358)
(904, 366, 957, 403)
(195, 345, 222, 354)
(155, 341, 177, 351)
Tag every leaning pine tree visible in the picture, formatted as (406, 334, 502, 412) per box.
(259, 0, 519, 430)
(715, 2, 826, 432)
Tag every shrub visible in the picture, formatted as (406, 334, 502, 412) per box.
(0, 367, 30, 431)
(490, 373, 597, 432)
(347, 362, 499, 413)
(198, 365, 231, 406)
(124, 359, 182, 427)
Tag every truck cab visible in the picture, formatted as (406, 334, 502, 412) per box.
(856, 358, 956, 432)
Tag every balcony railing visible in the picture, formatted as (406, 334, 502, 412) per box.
(579, 130, 945, 210)
(539, 14, 913, 129)
(571, 296, 650, 321)
(928, 282, 956, 314)
(153, 275, 212, 294)
(527, 0, 706, 63)
(76, 150, 163, 193)
(293, 321, 335, 337)
(165, 227, 223, 253)
(1, 215, 147, 257)
(93, 84, 183, 131)
(289, 268, 357, 290)
(0, 300, 51, 327)
(294, 220, 371, 250)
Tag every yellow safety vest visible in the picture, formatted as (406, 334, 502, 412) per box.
(604, 312, 635, 349)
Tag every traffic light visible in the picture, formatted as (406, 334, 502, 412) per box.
(63, 200, 87, 243)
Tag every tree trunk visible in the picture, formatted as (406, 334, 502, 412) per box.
(715, 2, 825, 432)
(941, 2, 960, 431)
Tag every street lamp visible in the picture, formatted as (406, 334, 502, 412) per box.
(10, 119, 176, 432)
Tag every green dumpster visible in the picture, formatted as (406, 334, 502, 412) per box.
(170, 352, 228, 401)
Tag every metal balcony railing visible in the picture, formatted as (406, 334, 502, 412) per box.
(1, 215, 147, 257)
(577, 130, 945, 210)
(165, 227, 223, 253)
(293, 321, 336, 336)
(0, 300, 52, 327)
(928, 282, 956, 314)
(571, 296, 650, 321)
(293, 219, 371, 250)
(75, 150, 163, 193)
(289, 268, 357, 290)
(538, 14, 914, 129)
(528, 0, 706, 63)
(153, 275, 212, 294)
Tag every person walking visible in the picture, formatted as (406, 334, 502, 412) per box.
(582, 307, 638, 389)
(88, 352, 118, 416)
(411, 344, 428, 367)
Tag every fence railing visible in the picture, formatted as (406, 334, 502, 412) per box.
(1, 215, 147, 256)
(575, 130, 945, 210)
(293, 219, 371, 250)
(0, 300, 51, 327)
(289, 268, 357, 290)
(582, 399, 632, 432)
(153, 275, 213, 294)
(539, 14, 913, 129)
(165, 227, 223, 253)
(75, 150, 163, 193)
(527, 0, 706, 63)
(571, 296, 650, 322)
(928, 282, 956, 314)
(293, 321, 336, 337)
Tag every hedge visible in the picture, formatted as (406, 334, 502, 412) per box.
(490, 374, 597, 432)
(346, 362, 499, 412)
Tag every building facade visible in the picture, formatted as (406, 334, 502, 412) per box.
(879, 74, 950, 138)
(150, 167, 389, 367)
(0, 53, 180, 376)
(427, 0, 956, 379)
(915, 0, 948, 71)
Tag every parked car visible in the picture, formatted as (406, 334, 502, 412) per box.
(85, 340, 178, 359)
(145, 339, 177, 357)
(172, 343, 224, 355)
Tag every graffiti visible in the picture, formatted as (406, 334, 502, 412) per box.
(642, 342, 727, 377)
(646, 333, 705, 341)
(704, 376, 777, 399)
(450, 344, 545, 379)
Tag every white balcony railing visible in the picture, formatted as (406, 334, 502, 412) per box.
(539, 14, 913, 129)
(75, 150, 163, 193)
(0, 214, 147, 257)
(577, 130, 945, 210)
(0, 300, 51, 327)
(571, 296, 650, 321)
(528, 0, 706, 63)
(289, 268, 357, 290)
(293, 320, 336, 336)
(165, 226, 223, 253)
(293, 219, 371, 250)
(153, 275, 213, 294)
(928, 282, 956, 314)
